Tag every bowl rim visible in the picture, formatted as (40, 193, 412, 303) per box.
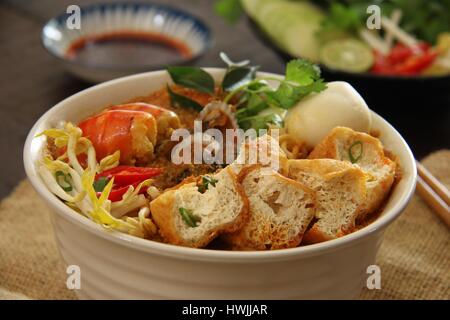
(41, 1, 213, 71)
(23, 68, 417, 262)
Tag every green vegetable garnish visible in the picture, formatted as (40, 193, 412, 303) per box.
(214, 0, 243, 24)
(93, 176, 110, 193)
(222, 66, 257, 92)
(55, 171, 73, 192)
(225, 58, 327, 127)
(349, 141, 363, 164)
(166, 54, 326, 131)
(238, 113, 283, 133)
(167, 85, 203, 112)
(167, 66, 215, 94)
(236, 93, 268, 119)
(266, 80, 326, 109)
(179, 207, 201, 228)
(319, 38, 374, 73)
(198, 176, 219, 193)
(285, 59, 322, 86)
(319, 1, 450, 44)
(320, 3, 363, 37)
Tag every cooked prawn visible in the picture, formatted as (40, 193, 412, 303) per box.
(78, 109, 157, 165)
(107, 103, 181, 139)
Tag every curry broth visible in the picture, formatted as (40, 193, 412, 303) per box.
(125, 86, 225, 189)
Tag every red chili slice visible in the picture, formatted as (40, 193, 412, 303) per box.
(109, 182, 147, 202)
(387, 42, 430, 65)
(393, 50, 438, 74)
(372, 43, 437, 76)
(94, 166, 162, 202)
(96, 166, 163, 187)
(371, 50, 394, 75)
(95, 182, 148, 202)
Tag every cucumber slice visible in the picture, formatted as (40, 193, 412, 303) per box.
(319, 39, 374, 72)
(242, 0, 325, 61)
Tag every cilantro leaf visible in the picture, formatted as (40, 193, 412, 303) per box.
(236, 93, 268, 119)
(238, 112, 283, 132)
(285, 59, 322, 86)
(266, 79, 327, 109)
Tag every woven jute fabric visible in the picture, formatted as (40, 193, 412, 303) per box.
(1, 151, 449, 300)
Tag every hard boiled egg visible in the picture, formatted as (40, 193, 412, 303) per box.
(284, 81, 372, 147)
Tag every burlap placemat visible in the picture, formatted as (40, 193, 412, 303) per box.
(1, 151, 449, 300)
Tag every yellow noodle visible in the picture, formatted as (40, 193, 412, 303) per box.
(279, 133, 307, 159)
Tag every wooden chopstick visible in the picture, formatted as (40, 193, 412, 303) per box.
(415, 161, 450, 228)
(417, 162, 450, 206)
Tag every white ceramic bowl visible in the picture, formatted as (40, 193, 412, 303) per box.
(23, 69, 416, 299)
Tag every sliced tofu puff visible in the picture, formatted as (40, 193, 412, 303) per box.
(229, 134, 288, 176)
(309, 126, 396, 217)
(150, 167, 249, 248)
(286, 159, 368, 244)
(225, 165, 317, 250)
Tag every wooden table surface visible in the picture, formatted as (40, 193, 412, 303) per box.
(1, 0, 449, 199)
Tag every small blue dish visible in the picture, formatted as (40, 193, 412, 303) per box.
(42, 2, 213, 83)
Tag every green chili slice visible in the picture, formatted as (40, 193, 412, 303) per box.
(93, 176, 110, 193)
(55, 171, 73, 192)
(179, 207, 201, 228)
(349, 141, 363, 164)
(198, 176, 219, 193)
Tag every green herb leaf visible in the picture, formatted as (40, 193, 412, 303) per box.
(167, 85, 203, 112)
(93, 176, 110, 193)
(167, 66, 215, 94)
(222, 57, 326, 128)
(285, 59, 322, 86)
(238, 113, 283, 132)
(244, 81, 270, 93)
(179, 207, 201, 228)
(222, 66, 257, 92)
(319, 3, 363, 36)
(349, 141, 363, 164)
(266, 80, 327, 109)
(214, 0, 243, 24)
(55, 171, 73, 192)
(236, 93, 268, 119)
(319, 1, 450, 43)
